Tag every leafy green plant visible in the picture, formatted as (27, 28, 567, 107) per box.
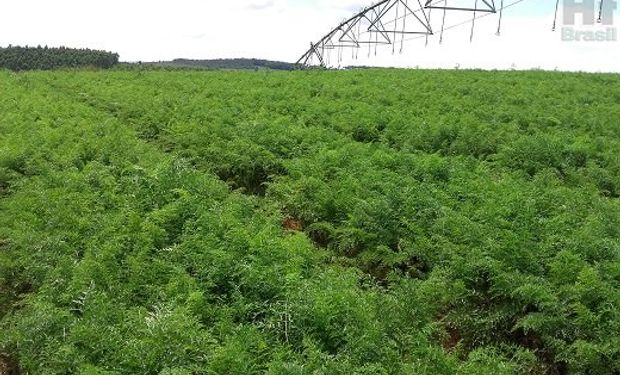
(0, 68, 618, 374)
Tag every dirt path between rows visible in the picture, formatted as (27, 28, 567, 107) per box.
(0, 353, 19, 375)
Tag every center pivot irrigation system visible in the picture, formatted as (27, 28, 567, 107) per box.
(295, 0, 608, 68)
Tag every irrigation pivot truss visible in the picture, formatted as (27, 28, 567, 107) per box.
(295, 0, 610, 68)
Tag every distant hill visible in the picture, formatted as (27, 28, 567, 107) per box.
(147, 58, 296, 71)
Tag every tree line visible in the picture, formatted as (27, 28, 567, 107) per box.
(0, 45, 119, 71)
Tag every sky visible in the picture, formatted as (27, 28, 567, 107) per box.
(0, 0, 618, 72)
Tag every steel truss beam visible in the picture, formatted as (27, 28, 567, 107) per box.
(424, 0, 497, 12)
(296, 0, 504, 68)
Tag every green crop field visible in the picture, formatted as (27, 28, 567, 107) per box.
(1, 69, 619, 374)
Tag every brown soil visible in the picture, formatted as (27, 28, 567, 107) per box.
(0, 354, 19, 375)
(283, 217, 303, 232)
(442, 326, 462, 352)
